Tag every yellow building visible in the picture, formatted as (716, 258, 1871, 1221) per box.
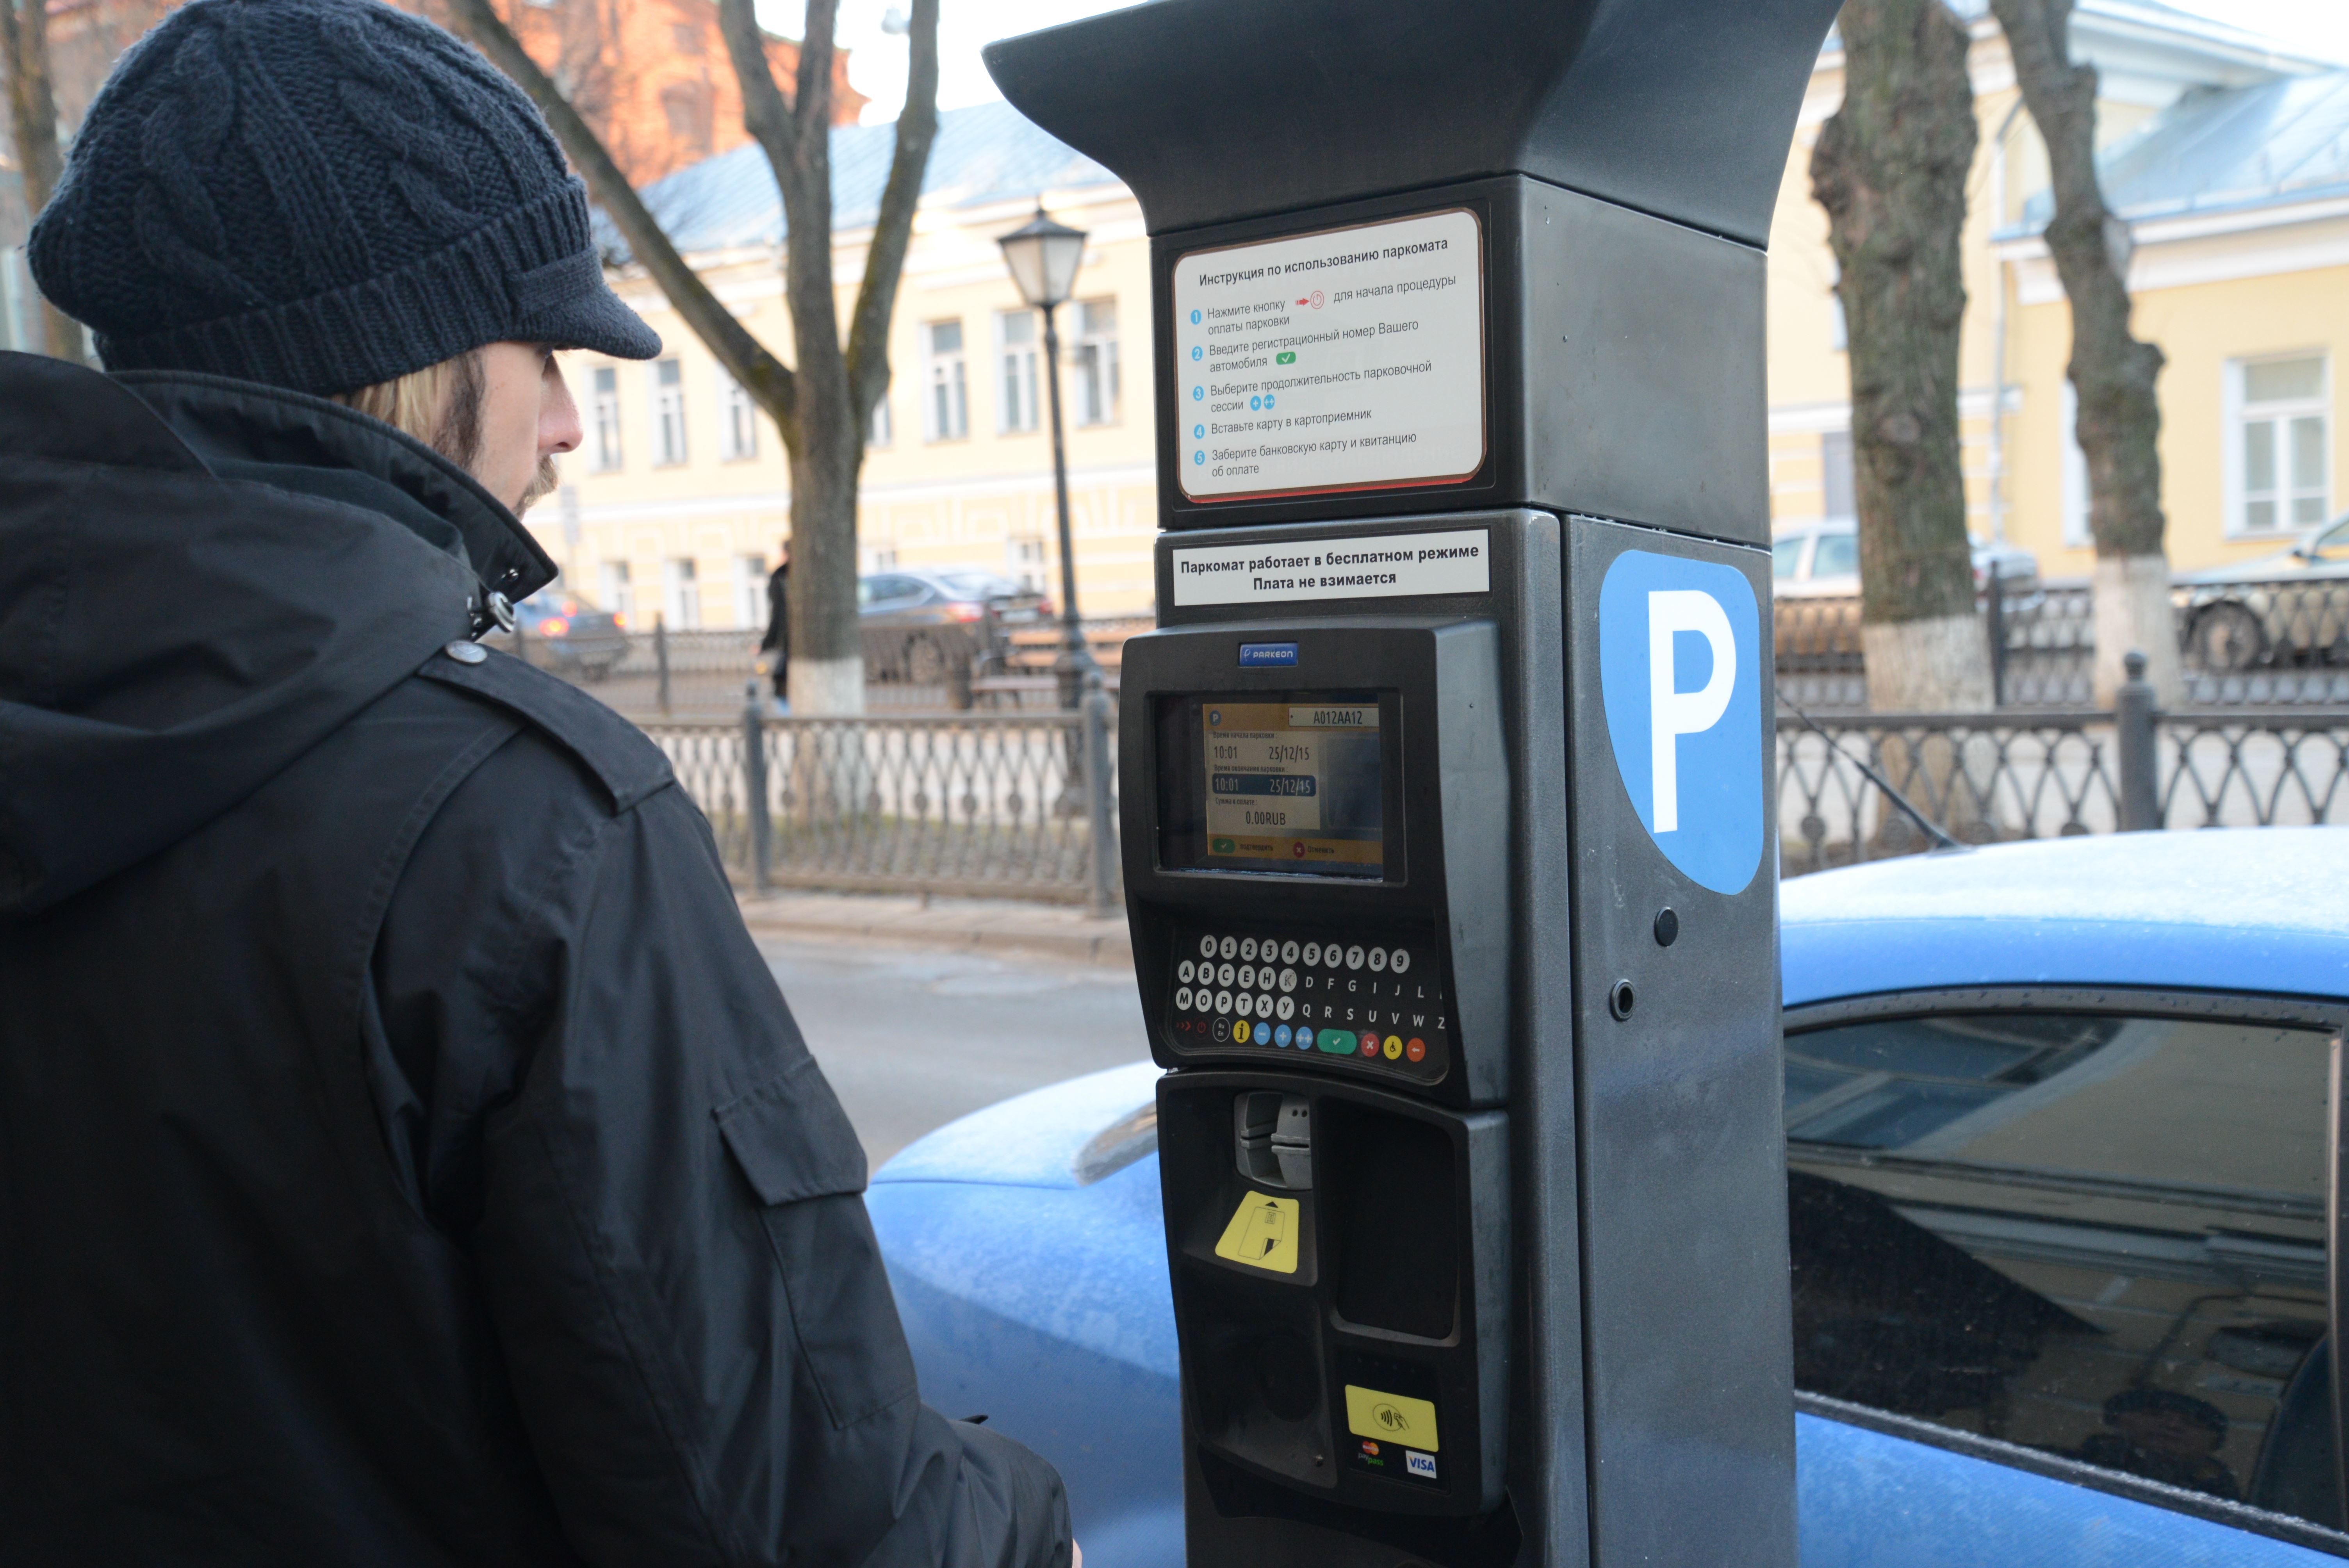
(1765, 0, 2347, 578)
(551, 100, 1155, 627)
(552, 2, 2346, 631)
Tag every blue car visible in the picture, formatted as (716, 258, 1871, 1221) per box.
(868, 828, 2349, 1565)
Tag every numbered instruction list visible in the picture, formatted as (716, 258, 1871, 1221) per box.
(1173, 208, 1484, 502)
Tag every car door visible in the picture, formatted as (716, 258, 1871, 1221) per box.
(1784, 989, 2349, 1565)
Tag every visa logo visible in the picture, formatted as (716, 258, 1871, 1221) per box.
(1239, 642, 1299, 667)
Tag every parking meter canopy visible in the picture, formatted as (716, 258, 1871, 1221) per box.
(982, 0, 1841, 246)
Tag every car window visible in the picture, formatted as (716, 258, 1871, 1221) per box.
(1811, 533, 1859, 579)
(1787, 1009, 2339, 1532)
(863, 575, 922, 606)
(938, 571, 1018, 599)
(2310, 517, 2349, 562)
(1773, 536, 1807, 580)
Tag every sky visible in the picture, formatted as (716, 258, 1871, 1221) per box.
(752, 0, 2349, 127)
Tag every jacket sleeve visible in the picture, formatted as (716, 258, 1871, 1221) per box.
(471, 781, 1071, 1568)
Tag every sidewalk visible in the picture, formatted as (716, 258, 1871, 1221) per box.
(736, 888, 1133, 968)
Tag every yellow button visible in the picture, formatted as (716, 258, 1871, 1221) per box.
(1213, 1193, 1300, 1274)
(1233, 1019, 1252, 1043)
(1382, 1035, 1403, 1059)
(1344, 1384, 1438, 1452)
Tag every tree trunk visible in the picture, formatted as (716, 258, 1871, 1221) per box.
(1811, 0, 1987, 715)
(451, 0, 937, 716)
(0, 0, 86, 362)
(1989, 0, 2177, 706)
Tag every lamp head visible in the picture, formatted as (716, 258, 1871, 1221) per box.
(998, 207, 1088, 309)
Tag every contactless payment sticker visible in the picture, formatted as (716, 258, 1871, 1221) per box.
(1598, 550, 1764, 895)
(1214, 1193, 1300, 1274)
(1344, 1384, 1439, 1452)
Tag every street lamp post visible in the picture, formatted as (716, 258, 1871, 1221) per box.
(997, 207, 1094, 709)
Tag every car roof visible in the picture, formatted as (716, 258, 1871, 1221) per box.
(1782, 827, 2349, 1009)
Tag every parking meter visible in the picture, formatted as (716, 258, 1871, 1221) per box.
(987, 3, 1841, 1563)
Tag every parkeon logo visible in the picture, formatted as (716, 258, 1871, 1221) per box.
(1598, 550, 1763, 895)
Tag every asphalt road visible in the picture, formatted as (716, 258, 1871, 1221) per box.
(760, 934, 1152, 1167)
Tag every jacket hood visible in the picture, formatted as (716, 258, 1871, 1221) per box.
(0, 351, 558, 917)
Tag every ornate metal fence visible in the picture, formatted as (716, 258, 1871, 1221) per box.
(1778, 577, 2349, 711)
(645, 692, 1122, 905)
(1779, 706, 2349, 876)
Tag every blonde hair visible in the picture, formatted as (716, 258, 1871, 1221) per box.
(333, 349, 485, 471)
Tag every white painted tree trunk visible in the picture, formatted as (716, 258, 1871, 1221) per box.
(2091, 552, 2182, 707)
(788, 654, 866, 717)
(1861, 612, 1993, 713)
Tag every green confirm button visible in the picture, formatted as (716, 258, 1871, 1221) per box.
(1317, 1028, 1355, 1054)
(1276, 351, 1297, 364)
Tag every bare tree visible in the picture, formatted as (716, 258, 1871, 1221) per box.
(1811, 0, 1984, 713)
(1990, 0, 2175, 705)
(0, 0, 86, 361)
(447, 0, 939, 715)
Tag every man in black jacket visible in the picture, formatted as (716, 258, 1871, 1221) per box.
(762, 541, 792, 707)
(0, 2, 1073, 1564)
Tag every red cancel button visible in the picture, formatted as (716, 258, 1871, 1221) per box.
(1358, 1031, 1379, 1057)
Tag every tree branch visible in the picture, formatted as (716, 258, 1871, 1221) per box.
(2, 0, 85, 360)
(444, 0, 795, 429)
(845, 0, 938, 434)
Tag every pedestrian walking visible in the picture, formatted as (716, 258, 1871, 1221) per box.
(762, 539, 792, 709)
(0, 3, 1073, 1564)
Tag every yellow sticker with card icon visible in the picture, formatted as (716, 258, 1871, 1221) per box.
(1212, 1192, 1299, 1274)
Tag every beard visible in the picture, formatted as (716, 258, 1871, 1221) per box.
(518, 454, 560, 513)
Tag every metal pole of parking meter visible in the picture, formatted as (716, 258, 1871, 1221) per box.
(989, 4, 1843, 1566)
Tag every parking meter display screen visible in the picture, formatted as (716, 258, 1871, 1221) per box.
(1157, 693, 1388, 878)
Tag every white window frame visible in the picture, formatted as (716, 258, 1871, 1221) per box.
(735, 553, 767, 628)
(867, 390, 893, 448)
(662, 556, 700, 629)
(2225, 353, 2331, 538)
(717, 369, 758, 462)
(598, 559, 633, 627)
(923, 320, 968, 442)
(1071, 298, 1120, 427)
(652, 358, 687, 468)
(590, 366, 623, 471)
(996, 308, 1040, 435)
(1819, 429, 1855, 523)
(1005, 535, 1047, 593)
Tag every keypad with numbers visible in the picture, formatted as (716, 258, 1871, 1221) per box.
(1163, 926, 1452, 1082)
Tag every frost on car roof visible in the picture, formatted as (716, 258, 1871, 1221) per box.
(1782, 827, 2349, 939)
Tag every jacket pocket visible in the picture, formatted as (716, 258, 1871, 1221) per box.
(715, 1056, 916, 1431)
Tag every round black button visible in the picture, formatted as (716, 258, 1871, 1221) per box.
(1654, 908, 1679, 947)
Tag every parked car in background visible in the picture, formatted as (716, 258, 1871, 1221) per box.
(485, 588, 626, 680)
(1773, 519, 2041, 601)
(2174, 511, 2349, 671)
(860, 568, 1051, 684)
(868, 829, 2349, 1567)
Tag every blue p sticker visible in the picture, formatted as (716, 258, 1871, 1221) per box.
(1598, 550, 1763, 894)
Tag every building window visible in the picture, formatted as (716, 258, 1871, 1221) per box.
(659, 82, 713, 156)
(598, 559, 632, 627)
(2230, 355, 2329, 535)
(1820, 429, 1855, 522)
(736, 553, 767, 628)
(591, 366, 622, 471)
(719, 372, 758, 461)
(923, 320, 967, 441)
(653, 359, 686, 467)
(867, 392, 893, 448)
(663, 557, 700, 629)
(1073, 299, 1119, 425)
(997, 309, 1040, 434)
(1006, 535, 1047, 593)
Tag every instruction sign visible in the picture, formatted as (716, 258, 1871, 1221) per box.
(1170, 527, 1489, 608)
(1173, 208, 1485, 502)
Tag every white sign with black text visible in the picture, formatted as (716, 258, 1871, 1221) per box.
(1172, 209, 1485, 502)
(1169, 529, 1492, 607)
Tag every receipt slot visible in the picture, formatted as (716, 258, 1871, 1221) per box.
(986, 2, 1840, 1564)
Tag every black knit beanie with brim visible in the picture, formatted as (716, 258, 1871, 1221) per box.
(28, 0, 659, 397)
